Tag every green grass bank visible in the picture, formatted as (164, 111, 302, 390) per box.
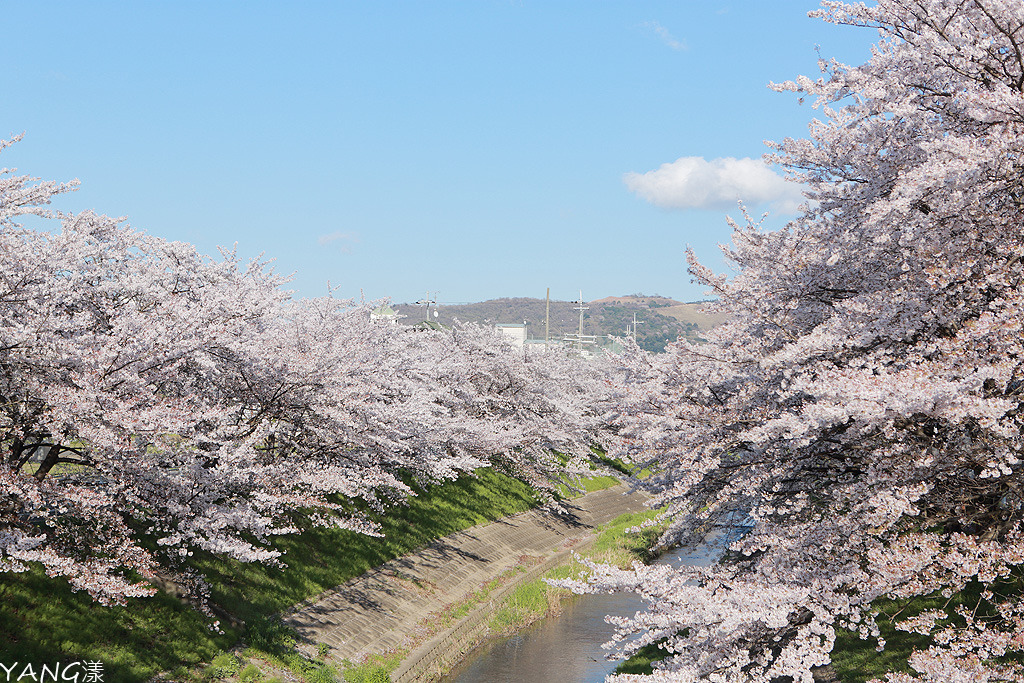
(0, 467, 555, 682)
(486, 507, 669, 638)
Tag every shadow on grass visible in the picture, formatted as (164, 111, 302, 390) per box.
(0, 567, 236, 683)
(194, 468, 542, 625)
(1, 467, 593, 681)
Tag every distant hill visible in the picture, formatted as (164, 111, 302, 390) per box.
(660, 302, 731, 331)
(393, 295, 725, 353)
(590, 294, 680, 307)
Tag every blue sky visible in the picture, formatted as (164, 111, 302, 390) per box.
(2, 1, 879, 305)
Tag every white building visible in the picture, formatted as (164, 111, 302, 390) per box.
(370, 304, 398, 322)
(495, 323, 527, 348)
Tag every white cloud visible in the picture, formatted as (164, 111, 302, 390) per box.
(642, 21, 687, 51)
(317, 231, 359, 253)
(623, 156, 805, 213)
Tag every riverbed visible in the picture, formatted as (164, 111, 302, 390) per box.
(442, 530, 733, 683)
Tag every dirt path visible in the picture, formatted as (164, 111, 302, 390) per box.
(283, 484, 649, 668)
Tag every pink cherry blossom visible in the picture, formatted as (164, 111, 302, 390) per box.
(0, 142, 616, 606)
(567, 2, 1024, 680)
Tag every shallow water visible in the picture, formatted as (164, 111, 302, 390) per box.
(443, 531, 731, 683)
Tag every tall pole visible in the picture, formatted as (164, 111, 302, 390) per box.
(417, 291, 438, 322)
(575, 290, 589, 353)
(631, 311, 644, 340)
(578, 290, 583, 348)
(545, 287, 550, 347)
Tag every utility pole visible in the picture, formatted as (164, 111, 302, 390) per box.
(563, 290, 595, 354)
(415, 291, 438, 322)
(573, 290, 590, 353)
(630, 311, 644, 340)
(577, 290, 586, 352)
(545, 287, 550, 348)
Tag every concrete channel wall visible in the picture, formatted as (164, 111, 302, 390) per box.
(283, 484, 649, 680)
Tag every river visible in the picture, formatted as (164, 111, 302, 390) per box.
(442, 529, 733, 683)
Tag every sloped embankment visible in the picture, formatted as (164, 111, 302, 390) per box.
(285, 484, 649, 679)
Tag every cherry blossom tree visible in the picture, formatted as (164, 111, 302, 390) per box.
(0, 183, 332, 604)
(0, 146, 614, 608)
(562, 2, 1024, 681)
(430, 322, 618, 493)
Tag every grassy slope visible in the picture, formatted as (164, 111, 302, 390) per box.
(0, 568, 237, 682)
(659, 302, 731, 331)
(0, 468, 547, 682)
(829, 575, 1024, 682)
(194, 468, 542, 625)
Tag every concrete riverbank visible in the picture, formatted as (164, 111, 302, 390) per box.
(283, 484, 649, 679)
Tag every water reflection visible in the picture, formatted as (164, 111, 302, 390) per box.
(443, 591, 642, 683)
(444, 530, 733, 683)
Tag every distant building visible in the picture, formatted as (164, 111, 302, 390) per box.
(370, 304, 398, 322)
(495, 323, 527, 348)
